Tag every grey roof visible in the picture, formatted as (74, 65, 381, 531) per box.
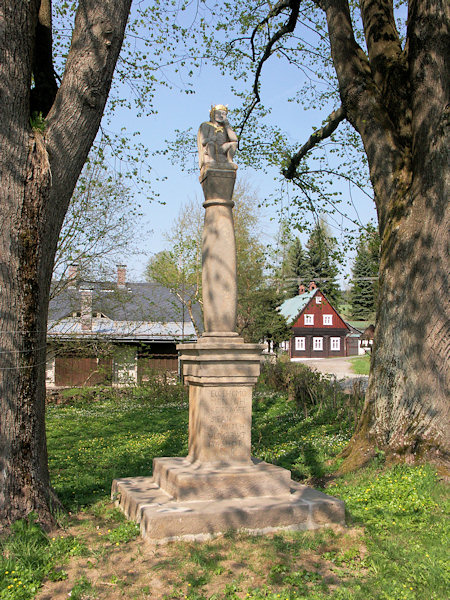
(49, 281, 202, 323)
(278, 288, 318, 324)
(48, 280, 202, 341)
(47, 319, 196, 341)
(346, 320, 372, 329)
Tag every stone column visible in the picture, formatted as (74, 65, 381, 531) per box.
(177, 163, 264, 471)
(200, 167, 238, 337)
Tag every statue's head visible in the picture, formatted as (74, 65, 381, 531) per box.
(210, 104, 228, 122)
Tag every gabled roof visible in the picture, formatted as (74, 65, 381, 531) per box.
(49, 281, 202, 324)
(278, 288, 318, 324)
(48, 279, 202, 342)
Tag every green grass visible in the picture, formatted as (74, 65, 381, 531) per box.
(0, 514, 88, 599)
(252, 389, 352, 480)
(0, 375, 448, 600)
(349, 354, 371, 375)
(46, 385, 189, 510)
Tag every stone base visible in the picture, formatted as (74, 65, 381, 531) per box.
(112, 470, 345, 543)
(153, 457, 292, 501)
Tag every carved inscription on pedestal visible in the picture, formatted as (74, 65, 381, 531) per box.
(202, 388, 251, 459)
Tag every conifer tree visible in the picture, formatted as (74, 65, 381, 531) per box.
(350, 239, 376, 319)
(306, 222, 341, 304)
(350, 226, 380, 319)
(284, 237, 308, 297)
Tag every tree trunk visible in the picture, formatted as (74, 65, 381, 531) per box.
(329, 0, 450, 467)
(0, 0, 131, 527)
(0, 134, 60, 528)
(343, 186, 449, 467)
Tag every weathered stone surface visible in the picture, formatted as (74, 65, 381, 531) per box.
(111, 106, 345, 543)
(186, 385, 252, 463)
(112, 476, 345, 543)
(197, 104, 238, 176)
(201, 168, 237, 335)
(177, 341, 262, 463)
(152, 457, 292, 501)
(179, 340, 262, 385)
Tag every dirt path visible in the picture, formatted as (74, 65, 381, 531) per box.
(293, 357, 369, 391)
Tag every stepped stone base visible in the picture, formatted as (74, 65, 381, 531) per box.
(152, 457, 292, 501)
(112, 459, 345, 543)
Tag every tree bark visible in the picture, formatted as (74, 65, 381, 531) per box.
(363, 0, 449, 462)
(321, 0, 449, 465)
(0, 0, 131, 527)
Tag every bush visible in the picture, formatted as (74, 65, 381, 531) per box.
(258, 361, 364, 426)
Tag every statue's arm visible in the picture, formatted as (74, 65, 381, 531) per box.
(198, 122, 214, 146)
(224, 119, 238, 143)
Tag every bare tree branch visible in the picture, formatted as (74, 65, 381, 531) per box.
(282, 106, 346, 179)
(250, 0, 293, 60)
(238, 0, 301, 138)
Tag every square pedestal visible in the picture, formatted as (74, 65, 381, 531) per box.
(152, 457, 292, 501)
(112, 473, 345, 543)
(112, 337, 345, 542)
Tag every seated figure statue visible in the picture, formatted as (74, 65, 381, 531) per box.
(197, 104, 238, 173)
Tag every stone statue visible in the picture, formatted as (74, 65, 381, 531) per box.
(197, 104, 238, 173)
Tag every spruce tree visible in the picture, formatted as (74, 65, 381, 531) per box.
(350, 226, 380, 319)
(284, 237, 308, 297)
(306, 222, 341, 304)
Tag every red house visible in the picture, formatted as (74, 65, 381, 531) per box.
(279, 282, 357, 358)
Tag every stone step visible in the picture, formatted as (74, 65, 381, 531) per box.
(112, 475, 345, 543)
(152, 456, 292, 501)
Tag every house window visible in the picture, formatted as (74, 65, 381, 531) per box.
(330, 337, 340, 351)
(313, 337, 323, 351)
(304, 314, 314, 325)
(295, 337, 305, 351)
(316, 296, 322, 304)
(323, 314, 333, 325)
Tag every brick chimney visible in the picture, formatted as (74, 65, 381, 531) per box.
(309, 281, 317, 291)
(117, 265, 126, 288)
(80, 288, 93, 331)
(67, 263, 79, 288)
(298, 284, 306, 295)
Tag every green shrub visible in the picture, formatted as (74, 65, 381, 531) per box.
(258, 361, 364, 428)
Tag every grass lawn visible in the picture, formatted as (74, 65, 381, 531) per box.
(349, 354, 371, 375)
(0, 378, 448, 600)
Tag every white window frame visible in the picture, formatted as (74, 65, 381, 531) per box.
(316, 296, 322, 304)
(330, 337, 341, 351)
(323, 314, 333, 326)
(313, 337, 323, 351)
(304, 314, 314, 325)
(295, 337, 305, 351)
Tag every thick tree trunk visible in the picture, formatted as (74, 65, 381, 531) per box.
(0, 0, 131, 527)
(345, 187, 449, 466)
(330, 0, 450, 467)
(0, 134, 60, 528)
